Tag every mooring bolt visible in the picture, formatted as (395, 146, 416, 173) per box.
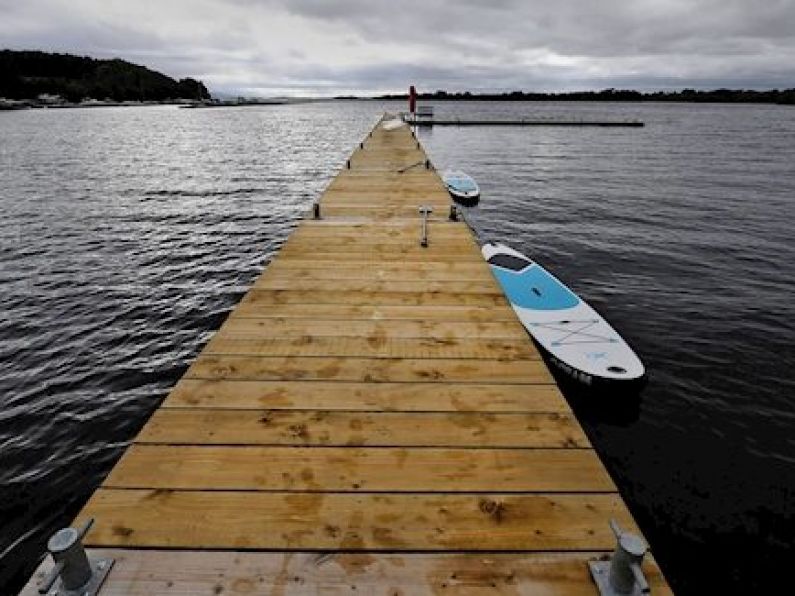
(588, 519, 650, 595)
(312, 202, 321, 220)
(419, 205, 433, 247)
(38, 518, 114, 596)
(449, 205, 458, 221)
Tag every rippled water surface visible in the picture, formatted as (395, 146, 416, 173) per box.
(2, 101, 794, 593)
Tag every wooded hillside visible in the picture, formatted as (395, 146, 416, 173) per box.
(0, 50, 210, 102)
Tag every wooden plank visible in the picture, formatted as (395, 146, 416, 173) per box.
(286, 224, 471, 238)
(229, 304, 520, 321)
(316, 206, 452, 219)
(327, 174, 446, 185)
(297, 224, 460, 233)
(322, 194, 450, 207)
(263, 262, 495, 282)
(283, 237, 477, 249)
(278, 247, 481, 261)
(321, 196, 450, 205)
(136, 409, 589, 448)
(105, 445, 614, 492)
(299, 218, 465, 230)
(185, 355, 555, 384)
(320, 171, 441, 183)
(294, 222, 468, 231)
(323, 188, 449, 197)
(331, 165, 437, 174)
(80, 490, 637, 551)
(163, 380, 569, 413)
(21, 550, 673, 596)
(216, 318, 528, 340)
(327, 176, 446, 188)
(203, 336, 540, 359)
(292, 225, 473, 238)
(238, 289, 508, 307)
(321, 187, 449, 200)
(266, 258, 491, 273)
(274, 244, 482, 255)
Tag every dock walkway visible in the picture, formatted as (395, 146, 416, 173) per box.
(23, 117, 669, 594)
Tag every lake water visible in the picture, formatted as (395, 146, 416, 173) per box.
(2, 101, 794, 593)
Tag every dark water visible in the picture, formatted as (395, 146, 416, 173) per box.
(2, 101, 794, 593)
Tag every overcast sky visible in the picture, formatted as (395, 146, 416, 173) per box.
(2, 0, 794, 96)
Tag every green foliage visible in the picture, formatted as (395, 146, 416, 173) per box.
(0, 50, 210, 102)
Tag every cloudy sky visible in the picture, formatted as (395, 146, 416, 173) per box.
(2, 0, 794, 96)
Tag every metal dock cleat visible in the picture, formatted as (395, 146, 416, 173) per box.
(37, 518, 114, 596)
(589, 519, 650, 595)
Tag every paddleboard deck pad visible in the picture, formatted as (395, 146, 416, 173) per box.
(483, 242, 645, 387)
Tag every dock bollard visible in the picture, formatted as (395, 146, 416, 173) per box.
(418, 205, 433, 247)
(346, 159, 351, 169)
(424, 159, 431, 170)
(588, 519, 650, 595)
(37, 518, 114, 595)
(449, 205, 458, 221)
(312, 203, 321, 220)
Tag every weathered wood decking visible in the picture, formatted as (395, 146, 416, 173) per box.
(23, 117, 669, 594)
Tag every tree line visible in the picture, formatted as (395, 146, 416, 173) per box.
(0, 50, 210, 102)
(376, 87, 795, 105)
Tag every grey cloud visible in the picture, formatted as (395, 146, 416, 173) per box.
(1, 0, 794, 95)
(267, 0, 795, 55)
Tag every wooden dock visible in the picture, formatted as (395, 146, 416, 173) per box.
(23, 117, 669, 594)
(403, 117, 644, 127)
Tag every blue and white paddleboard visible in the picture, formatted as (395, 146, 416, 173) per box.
(483, 242, 645, 386)
(443, 170, 480, 204)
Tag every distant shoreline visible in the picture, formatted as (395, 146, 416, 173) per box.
(0, 99, 192, 110)
(368, 88, 795, 105)
(4, 95, 795, 112)
(0, 98, 293, 111)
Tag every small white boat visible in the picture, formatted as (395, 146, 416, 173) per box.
(443, 170, 480, 204)
(483, 242, 646, 388)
